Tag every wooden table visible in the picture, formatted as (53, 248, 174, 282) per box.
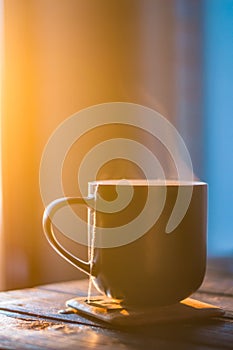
(0, 257, 232, 350)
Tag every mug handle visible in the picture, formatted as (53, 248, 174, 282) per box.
(43, 196, 94, 276)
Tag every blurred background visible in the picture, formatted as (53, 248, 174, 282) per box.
(0, 0, 232, 290)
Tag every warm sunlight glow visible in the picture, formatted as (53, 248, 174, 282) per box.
(0, 0, 41, 289)
(0, 0, 4, 290)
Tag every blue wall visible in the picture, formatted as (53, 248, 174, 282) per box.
(204, 0, 233, 255)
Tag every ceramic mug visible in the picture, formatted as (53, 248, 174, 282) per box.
(43, 180, 207, 307)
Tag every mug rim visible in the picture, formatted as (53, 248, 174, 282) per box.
(89, 179, 207, 186)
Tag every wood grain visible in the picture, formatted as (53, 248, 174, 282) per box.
(0, 258, 232, 350)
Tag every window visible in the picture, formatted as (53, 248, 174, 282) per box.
(204, 0, 233, 255)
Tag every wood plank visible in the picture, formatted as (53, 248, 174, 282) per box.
(137, 319, 233, 350)
(0, 282, 232, 349)
(0, 310, 232, 350)
(37, 278, 92, 295)
(0, 287, 100, 327)
(0, 283, 231, 324)
(199, 257, 233, 296)
(0, 312, 220, 350)
(193, 292, 233, 318)
(200, 274, 233, 297)
(0, 270, 232, 328)
(0, 258, 232, 349)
